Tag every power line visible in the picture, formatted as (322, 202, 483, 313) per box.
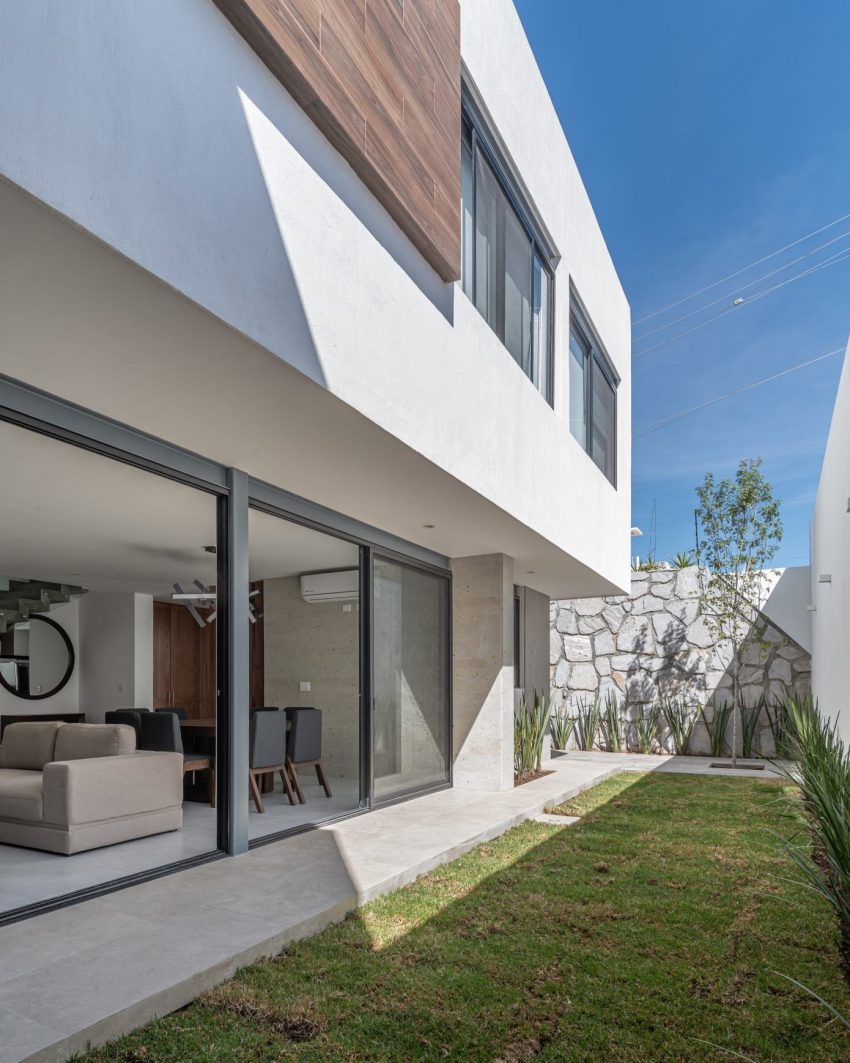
(635, 347, 844, 438)
(634, 247, 850, 359)
(634, 210, 850, 325)
(633, 228, 850, 342)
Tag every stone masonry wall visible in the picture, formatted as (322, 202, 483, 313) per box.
(550, 567, 811, 755)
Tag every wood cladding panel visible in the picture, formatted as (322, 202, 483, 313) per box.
(213, 0, 461, 281)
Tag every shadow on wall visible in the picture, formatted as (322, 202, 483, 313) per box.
(551, 568, 812, 753)
(238, 88, 454, 325)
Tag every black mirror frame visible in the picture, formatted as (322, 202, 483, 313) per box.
(0, 614, 75, 701)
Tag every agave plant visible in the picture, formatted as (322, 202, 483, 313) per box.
(660, 694, 698, 755)
(602, 690, 624, 752)
(572, 694, 602, 751)
(700, 700, 733, 758)
(740, 694, 766, 758)
(670, 550, 695, 569)
(773, 693, 850, 979)
(549, 703, 574, 751)
(632, 703, 659, 754)
(514, 690, 552, 780)
(765, 694, 792, 758)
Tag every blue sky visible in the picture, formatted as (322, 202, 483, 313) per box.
(514, 0, 850, 567)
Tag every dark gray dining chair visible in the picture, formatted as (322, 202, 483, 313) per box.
(155, 706, 187, 720)
(284, 707, 332, 804)
(104, 708, 148, 740)
(139, 710, 214, 806)
(248, 709, 294, 812)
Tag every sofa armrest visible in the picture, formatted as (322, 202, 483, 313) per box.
(42, 752, 184, 827)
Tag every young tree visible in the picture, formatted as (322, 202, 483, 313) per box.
(695, 458, 782, 765)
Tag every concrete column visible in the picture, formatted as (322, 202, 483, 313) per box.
(451, 554, 515, 791)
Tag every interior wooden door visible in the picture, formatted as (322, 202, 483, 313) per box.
(153, 601, 172, 708)
(169, 604, 204, 718)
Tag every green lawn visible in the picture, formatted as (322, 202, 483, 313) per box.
(78, 773, 850, 1062)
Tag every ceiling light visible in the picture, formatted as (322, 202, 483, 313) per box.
(422, 524, 435, 529)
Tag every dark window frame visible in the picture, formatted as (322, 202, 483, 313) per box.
(461, 94, 556, 405)
(569, 298, 619, 487)
(0, 375, 453, 925)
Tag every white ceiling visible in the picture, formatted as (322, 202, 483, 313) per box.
(0, 422, 357, 597)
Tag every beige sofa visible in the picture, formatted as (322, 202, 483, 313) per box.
(0, 721, 183, 854)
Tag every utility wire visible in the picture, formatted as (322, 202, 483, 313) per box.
(635, 347, 844, 438)
(634, 247, 850, 358)
(634, 210, 850, 325)
(633, 228, 850, 342)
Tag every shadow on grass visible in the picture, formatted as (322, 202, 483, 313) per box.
(81, 773, 850, 1063)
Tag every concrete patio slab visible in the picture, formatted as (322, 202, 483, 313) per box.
(0, 751, 785, 1063)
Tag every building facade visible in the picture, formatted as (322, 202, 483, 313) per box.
(0, 0, 630, 922)
(811, 336, 850, 739)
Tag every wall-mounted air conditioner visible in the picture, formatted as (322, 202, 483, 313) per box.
(300, 570, 359, 603)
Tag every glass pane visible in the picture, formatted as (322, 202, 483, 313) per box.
(591, 358, 616, 483)
(504, 207, 532, 371)
(461, 132, 474, 301)
(474, 151, 500, 334)
(0, 420, 219, 917)
(372, 558, 450, 802)
(532, 257, 552, 399)
(248, 508, 361, 839)
(569, 327, 588, 445)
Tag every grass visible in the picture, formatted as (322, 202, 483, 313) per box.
(77, 773, 850, 1062)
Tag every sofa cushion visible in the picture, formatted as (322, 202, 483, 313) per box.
(0, 768, 44, 822)
(0, 722, 61, 770)
(53, 723, 136, 761)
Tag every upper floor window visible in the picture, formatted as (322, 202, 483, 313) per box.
(461, 105, 554, 404)
(569, 301, 618, 485)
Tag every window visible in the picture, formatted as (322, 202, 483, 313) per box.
(569, 302, 618, 485)
(461, 109, 554, 402)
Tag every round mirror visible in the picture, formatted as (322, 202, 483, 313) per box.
(0, 615, 75, 700)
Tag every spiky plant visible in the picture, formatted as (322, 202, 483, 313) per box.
(765, 693, 792, 758)
(773, 693, 850, 981)
(602, 690, 624, 752)
(700, 700, 733, 757)
(632, 703, 659, 754)
(514, 690, 552, 780)
(671, 550, 695, 569)
(572, 694, 602, 751)
(549, 704, 574, 751)
(740, 694, 765, 758)
(660, 694, 698, 755)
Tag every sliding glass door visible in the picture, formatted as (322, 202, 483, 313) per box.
(372, 556, 450, 802)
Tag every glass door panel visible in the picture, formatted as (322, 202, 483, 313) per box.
(372, 557, 450, 802)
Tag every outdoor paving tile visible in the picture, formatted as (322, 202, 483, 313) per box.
(0, 906, 278, 1034)
(0, 1009, 66, 1063)
(0, 756, 633, 1062)
(0, 907, 149, 985)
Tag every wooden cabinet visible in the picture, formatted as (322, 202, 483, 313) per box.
(153, 601, 216, 719)
(153, 582, 264, 718)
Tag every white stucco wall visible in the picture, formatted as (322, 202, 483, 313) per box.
(760, 566, 812, 654)
(78, 593, 154, 723)
(811, 338, 850, 739)
(0, 0, 631, 599)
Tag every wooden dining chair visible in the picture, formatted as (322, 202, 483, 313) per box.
(248, 709, 295, 813)
(284, 708, 332, 804)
